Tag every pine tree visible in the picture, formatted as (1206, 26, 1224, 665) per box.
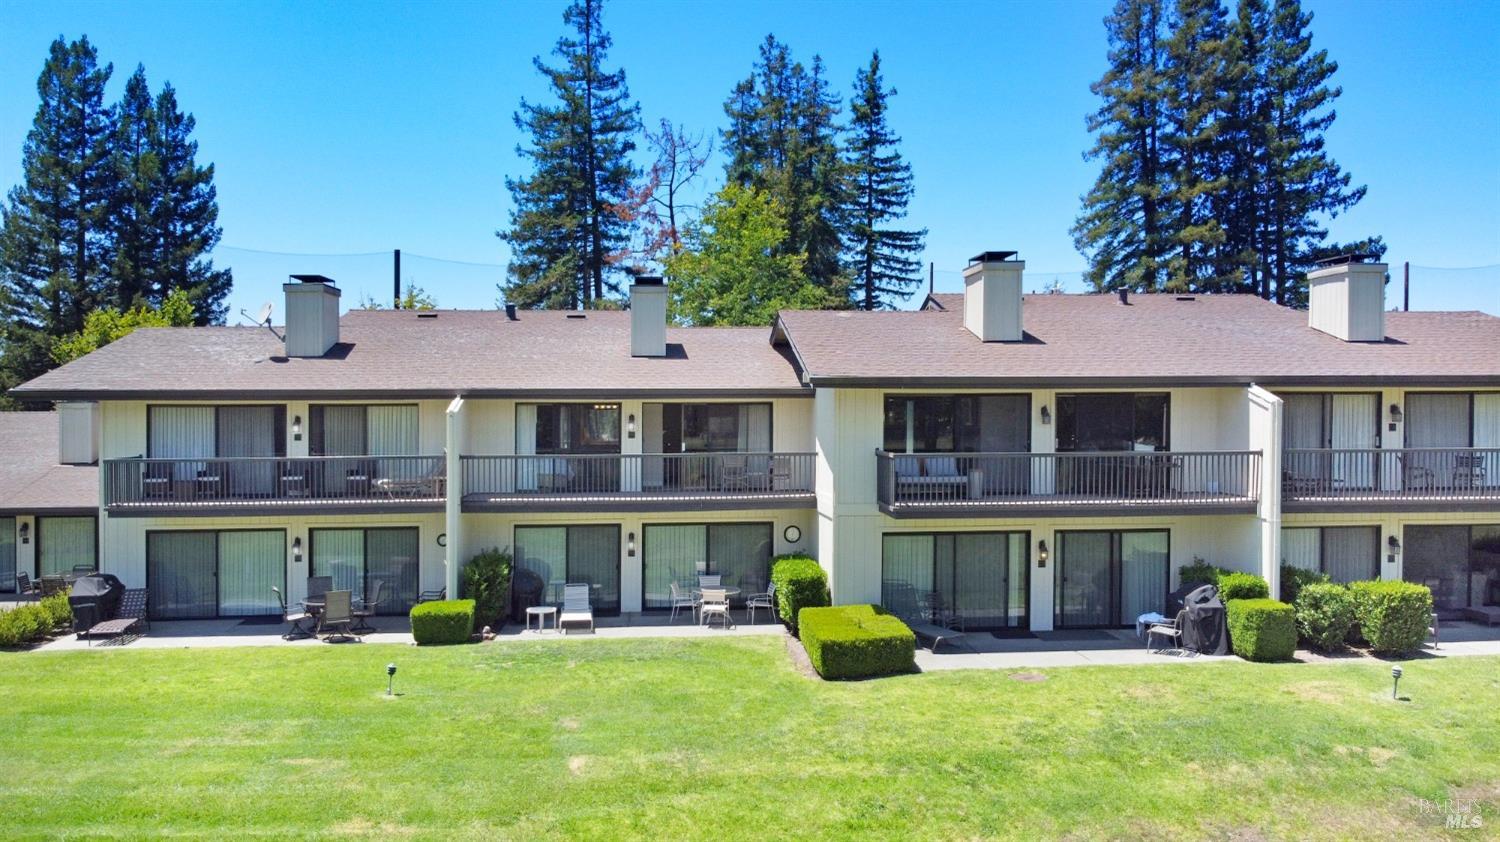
(1258, 0, 1366, 305)
(1072, 0, 1171, 292)
(150, 82, 231, 324)
(721, 36, 847, 295)
(500, 0, 640, 309)
(1212, 0, 1272, 294)
(0, 36, 114, 402)
(1160, 0, 1233, 291)
(107, 65, 159, 312)
(842, 51, 925, 310)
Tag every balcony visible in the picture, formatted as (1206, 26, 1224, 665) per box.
(461, 452, 816, 512)
(103, 456, 446, 516)
(876, 450, 1262, 518)
(1283, 448, 1500, 511)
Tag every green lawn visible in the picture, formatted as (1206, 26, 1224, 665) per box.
(2, 639, 1497, 840)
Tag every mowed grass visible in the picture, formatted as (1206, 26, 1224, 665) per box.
(2, 639, 1498, 840)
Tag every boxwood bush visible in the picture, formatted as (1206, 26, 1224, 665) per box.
(798, 605, 915, 680)
(770, 554, 829, 635)
(460, 548, 512, 631)
(1348, 580, 1433, 654)
(1226, 598, 1296, 662)
(1294, 582, 1355, 651)
(410, 599, 476, 645)
(1217, 572, 1271, 601)
(0, 593, 72, 647)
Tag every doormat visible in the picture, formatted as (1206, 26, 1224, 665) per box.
(989, 630, 1037, 640)
(1037, 630, 1116, 642)
(238, 616, 285, 626)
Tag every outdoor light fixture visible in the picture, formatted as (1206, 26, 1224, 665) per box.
(1037, 539, 1049, 568)
(1391, 665, 1402, 699)
(387, 662, 398, 696)
(1040, 405, 1052, 425)
(1387, 534, 1400, 564)
(1389, 403, 1403, 424)
(18, 522, 29, 544)
(627, 531, 636, 557)
(627, 414, 637, 439)
(292, 414, 303, 441)
(292, 537, 303, 563)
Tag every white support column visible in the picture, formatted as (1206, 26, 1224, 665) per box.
(1248, 385, 1284, 598)
(444, 396, 466, 599)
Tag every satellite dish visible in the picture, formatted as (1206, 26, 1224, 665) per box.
(255, 301, 274, 325)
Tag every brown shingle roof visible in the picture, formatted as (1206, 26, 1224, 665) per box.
(776, 293, 1500, 386)
(10, 309, 808, 400)
(0, 412, 97, 514)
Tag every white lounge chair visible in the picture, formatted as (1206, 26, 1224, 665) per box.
(560, 583, 594, 634)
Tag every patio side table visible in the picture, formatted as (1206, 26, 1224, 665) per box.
(525, 605, 558, 633)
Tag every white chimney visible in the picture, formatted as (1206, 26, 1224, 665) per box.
(283, 275, 342, 357)
(57, 401, 99, 465)
(1306, 255, 1387, 342)
(630, 276, 668, 357)
(962, 251, 1024, 342)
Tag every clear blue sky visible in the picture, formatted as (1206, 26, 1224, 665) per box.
(2, 0, 1496, 318)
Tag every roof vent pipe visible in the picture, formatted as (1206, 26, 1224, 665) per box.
(505, 303, 518, 321)
(1118, 288, 1129, 305)
(962, 251, 1024, 342)
(630, 276, 668, 357)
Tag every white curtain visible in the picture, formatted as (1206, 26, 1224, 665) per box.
(218, 406, 278, 495)
(1281, 528, 1321, 573)
(1331, 394, 1377, 488)
(1283, 394, 1327, 449)
(147, 531, 217, 619)
(1475, 395, 1500, 488)
(642, 403, 665, 490)
(0, 517, 14, 592)
(643, 525, 703, 609)
(515, 404, 538, 491)
(1119, 532, 1169, 623)
(39, 517, 96, 576)
(1323, 526, 1379, 584)
(149, 406, 215, 458)
(1407, 394, 1470, 447)
(368, 405, 419, 455)
(514, 526, 567, 602)
(881, 535, 934, 620)
(312, 529, 365, 597)
(217, 531, 284, 615)
(737, 404, 772, 452)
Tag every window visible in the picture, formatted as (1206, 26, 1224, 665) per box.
(642, 523, 773, 609)
(642, 403, 770, 453)
(881, 532, 1028, 629)
(1402, 524, 1500, 614)
(514, 525, 620, 614)
(148, 405, 286, 458)
(310, 527, 420, 615)
(882, 394, 1029, 453)
(1281, 526, 1379, 584)
(147, 529, 285, 619)
(1056, 393, 1169, 452)
(522, 404, 620, 454)
(0, 517, 14, 592)
(37, 516, 97, 577)
(1054, 529, 1169, 627)
(309, 404, 419, 456)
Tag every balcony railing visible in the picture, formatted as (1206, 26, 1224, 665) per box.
(876, 450, 1261, 515)
(104, 455, 446, 511)
(461, 452, 816, 509)
(1283, 448, 1500, 503)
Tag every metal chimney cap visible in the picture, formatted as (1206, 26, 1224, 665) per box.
(968, 251, 1019, 266)
(632, 275, 665, 286)
(289, 274, 338, 285)
(1313, 253, 1379, 267)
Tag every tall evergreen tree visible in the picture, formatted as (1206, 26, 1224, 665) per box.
(150, 82, 231, 324)
(1072, 0, 1171, 292)
(841, 51, 925, 310)
(501, 0, 640, 309)
(1257, 0, 1366, 305)
(107, 65, 159, 312)
(0, 36, 114, 401)
(722, 36, 847, 295)
(1211, 0, 1272, 293)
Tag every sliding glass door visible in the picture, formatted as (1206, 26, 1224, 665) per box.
(310, 527, 420, 614)
(641, 523, 773, 609)
(641, 403, 772, 491)
(881, 532, 1028, 629)
(0, 518, 14, 592)
(37, 516, 97, 577)
(514, 525, 620, 614)
(148, 405, 286, 496)
(1281, 526, 1379, 584)
(1055, 530, 1169, 628)
(309, 404, 421, 496)
(1407, 393, 1500, 490)
(147, 529, 285, 619)
(1403, 524, 1500, 616)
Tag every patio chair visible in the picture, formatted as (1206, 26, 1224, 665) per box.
(746, 581, 776, 625)
(38, 576, 68, 597)
(318, 590, 357, 642)
(15, 572, 38, 598)
(699, 587, 734, 629)
(352, 580, 386, 634)
(85, 588, 149, 646)
(272, 586, 311, 640)
(72, 564, 96, 577)
(1145, 612, 1188, 655)
(668, 581, 698, 624)
(559, 584, 594, 634)
(416, 587, 446, 604)
(306, 576, 333, 601)
(698, 574, 722, 589)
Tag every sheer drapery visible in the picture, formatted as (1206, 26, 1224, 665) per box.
(366, 528, 420, 613)
(1475, 395, 1500, 487)
(642, 525, 701, 609)
(1056, 532, 1113, 627)
(1323, 526, 1378, 584)
(1281, 528, 1321, 572)
(1407, 394, 1471, 447)
(568, 526, 620, 613)
(0, 517, 14, 592)
(218, 406, 279, 495)
(38, 516, 96, 576)
(881, 532, 1026, 629)
(312, 529, 365, 597)
(1330, 394, 1377, 488)
(881, 535, 934, 620)
(1119, 532, 1168, 623)
(1283, 394, 1327, 450)
(217, 531, 285, 615)
(1403, 525, 1472, 613)
(316, 406, 368, 455)
(368, 406, 419, 455)
(148, 406, 214, 458)
(147, 531, 217, 619)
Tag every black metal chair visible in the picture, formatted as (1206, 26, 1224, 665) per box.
(272, 586, 311, 640)
(318, 590, 356, 642)
(352, 580, 386, 634)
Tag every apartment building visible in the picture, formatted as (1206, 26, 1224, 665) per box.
(7, 254, 1498, 631)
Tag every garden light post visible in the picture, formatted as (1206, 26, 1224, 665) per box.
(1391, 665, 1402, 699)
(387, 663, 397, 696)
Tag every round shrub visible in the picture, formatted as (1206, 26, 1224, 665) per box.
(1226, 598, 1296, 662)
(460, 547, 512, 631)
(1294, 582, 1355, 651)
(770, 554, 829, 636)
(1348, 580, 1433, 654)
(410, 599, 476, 645)
(1217, 572, 1270, 601)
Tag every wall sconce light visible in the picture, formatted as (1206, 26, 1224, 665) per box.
(1386, 534, 1400, 564)
(627, 531, 636, 557)
(1388, 403, 1402, 431)
(292, 537, 303, 563)
(1037, 539, 1049, 568)
(627, 414, 637, 439)
(1040, 405, 1052, 425)
(18, 522, 29, 544)
(292, 415, 303, 442)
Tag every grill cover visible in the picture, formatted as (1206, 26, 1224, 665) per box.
(1179, 585, 1229, 656)
(510, 567, 546, 621)
(68, 574, 125, 632)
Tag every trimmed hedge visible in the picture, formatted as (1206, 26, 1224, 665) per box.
(460, 548, 512, 631)
(1217, 572, 1270, 601)
(771, 554, 829, 635)
(1294, 582, 1355, 651)
(799, 605, 915, 680)
(410, 599, 476, 645)
(1349, 580, 1433, 654)
(0, 593, 72, 647)
(1281, 564, 1329, 606)
(1226, 598, 1296, 662)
